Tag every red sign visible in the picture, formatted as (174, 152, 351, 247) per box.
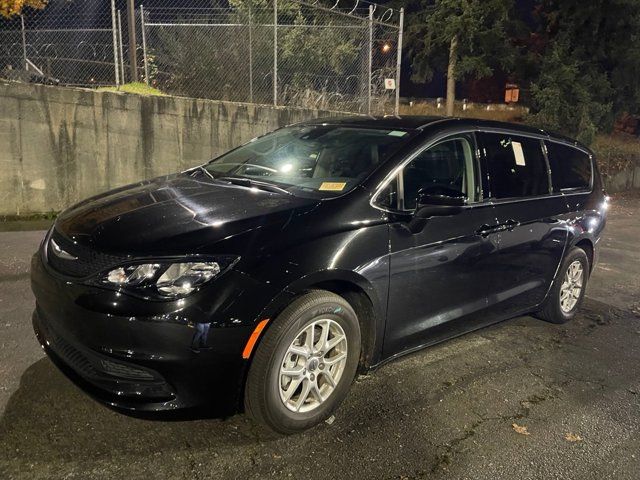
(505, 84, 520, 103)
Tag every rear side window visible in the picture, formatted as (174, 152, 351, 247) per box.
(480, 132, 550, 199)
(545, 142, 592, 192)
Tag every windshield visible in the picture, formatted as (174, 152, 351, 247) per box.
(204, 125, 414, 197)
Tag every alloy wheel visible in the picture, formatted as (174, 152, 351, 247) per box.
(278, 319, 348, 413)
(560, 260, 584, 313)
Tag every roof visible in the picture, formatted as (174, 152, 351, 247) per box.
(300, 115, 587, 150)
(303, 115, 547, 135)
(303, 115, 444, 130)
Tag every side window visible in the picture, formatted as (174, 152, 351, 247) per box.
(481, 132, 550, 199)
(401, 135, 477, 210)
(545, 141, 592, 192)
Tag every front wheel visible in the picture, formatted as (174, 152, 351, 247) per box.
(244, 290, 361, 434)
(536, 247, 590, 324)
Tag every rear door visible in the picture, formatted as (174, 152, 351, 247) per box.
(478, 131, 569, 319)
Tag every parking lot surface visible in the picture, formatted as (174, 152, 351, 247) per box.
(0, 192, 639, 480)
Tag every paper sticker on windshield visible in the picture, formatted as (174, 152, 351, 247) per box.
(512, 141, 526, 166)
(319, 182, 347, 191)
(388, 130, 408, 137)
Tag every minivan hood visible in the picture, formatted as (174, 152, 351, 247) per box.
(55, 172, 318, 255)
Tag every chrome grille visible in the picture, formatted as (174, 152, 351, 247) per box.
(46, 229, 128, 278)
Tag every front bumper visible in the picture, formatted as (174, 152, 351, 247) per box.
(31, 251, 280, 414)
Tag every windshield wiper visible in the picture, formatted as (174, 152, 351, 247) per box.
(195, 165, 216, 179)
(218, 176, 292, 195)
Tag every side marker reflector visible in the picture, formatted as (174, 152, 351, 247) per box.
(242, 319, 270, 359)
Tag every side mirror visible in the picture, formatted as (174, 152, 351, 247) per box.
(414, 191, 466, 219)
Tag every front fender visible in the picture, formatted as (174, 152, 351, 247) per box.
(241, 222, 391, 368)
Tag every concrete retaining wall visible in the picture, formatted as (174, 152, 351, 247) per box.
(0, 82, 339, 215)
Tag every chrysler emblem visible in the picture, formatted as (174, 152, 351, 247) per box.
(50, 239, 78, 261)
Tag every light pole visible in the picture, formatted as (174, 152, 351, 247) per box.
(127, 0, 139, 82)
(110, 0, 120, 85)
(395, 7, 404, 116)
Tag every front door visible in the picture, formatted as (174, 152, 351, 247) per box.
(382, 132, 502, 358)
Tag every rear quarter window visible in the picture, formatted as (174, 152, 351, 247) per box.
(545, 141, 593, 192)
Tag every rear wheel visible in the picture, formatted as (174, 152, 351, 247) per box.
(536, 247, 590, 324)
(244, 290, 361, 434)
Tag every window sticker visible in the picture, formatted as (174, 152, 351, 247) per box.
(319, 182, 347, 191)
(387, 130, 408, 137)
(512, 141, 526, 166)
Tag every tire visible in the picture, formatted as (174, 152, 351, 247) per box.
(244, 290, 361, 434)
(536, 247, 590, 324)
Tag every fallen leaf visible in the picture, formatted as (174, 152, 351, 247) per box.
(564, 432, 582, 442)
(512, 423, 530, 436)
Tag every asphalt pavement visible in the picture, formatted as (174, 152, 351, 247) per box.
(0, 192, 638, 480)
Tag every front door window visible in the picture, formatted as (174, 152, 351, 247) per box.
(400, 135, 478, 210)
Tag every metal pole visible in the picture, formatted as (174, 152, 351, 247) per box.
(395, 8, 404, 117)
(127, 0, 139, 82)
(110, 0, 120, 85)
(248, 5, 253, 103)
(273, 0, 278, 106)
(118, 10, 126, 83)
(140, 5, 150, 85)
(367, 5, 373, 116)
(20, 15, 27, 70)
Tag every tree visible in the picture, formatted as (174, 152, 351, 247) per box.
(278, 9, 360, 105)
(527, 39, 611, 144)
(527, 0, 640, 144)
(152, 0, 361, 109)
(404, 0, 516, 116)
(0, 0, 46, 18)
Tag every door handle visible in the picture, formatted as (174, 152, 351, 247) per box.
(504, 219, 520, 231)
(476, 220, 520, 237)
(476, 224, 497, 237)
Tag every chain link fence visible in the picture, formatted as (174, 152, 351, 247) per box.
(0, 0, 403, 114)
(0, 8, 117, 86)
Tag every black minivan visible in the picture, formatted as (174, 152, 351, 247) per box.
(31, 116, 607, 433)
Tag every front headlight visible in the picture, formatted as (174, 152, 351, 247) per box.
(98, 256, 238, 299)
